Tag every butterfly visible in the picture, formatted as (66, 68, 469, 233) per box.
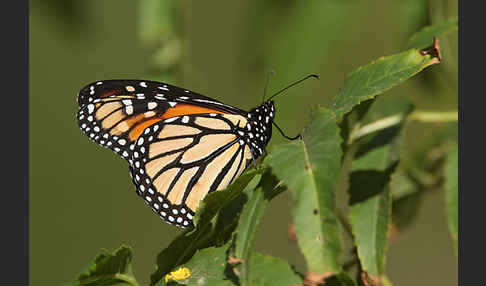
(76, 75, 317, 228)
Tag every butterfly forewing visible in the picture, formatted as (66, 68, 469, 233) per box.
(76, 80, 245, 161)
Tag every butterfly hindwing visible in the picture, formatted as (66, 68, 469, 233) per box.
(129, 113, 253, 227)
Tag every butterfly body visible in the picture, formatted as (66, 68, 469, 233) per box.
(77, 79, 275, 227)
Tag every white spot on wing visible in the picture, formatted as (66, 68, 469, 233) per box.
(87, 104, 95, 114)
(148, 102, 157, 110)
(164, 117, 178, 123)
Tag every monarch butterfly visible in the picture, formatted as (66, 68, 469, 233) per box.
(76, 75, 317, 228)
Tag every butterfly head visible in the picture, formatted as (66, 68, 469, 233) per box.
(245, 100, 275, 157)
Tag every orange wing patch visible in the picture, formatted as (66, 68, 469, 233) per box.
(162, 104, 226, 119)
(127, 104, 226, 141)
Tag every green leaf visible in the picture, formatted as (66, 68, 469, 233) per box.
(349, 98, 412, 278)
(444, 143, 458, 255)
(151, 170, 263, 285)
(169, 243, 235, 286)
(329, 44, 440, 119)
(230, 171, 280, 285)
(154, 242, 235, 286)
(266, 107, 343, 275)
(406, 17, 458, 49)
(348, 169, 393, 278)
(69, 245, 139, 286)
(194, 168, 264, 227)
(247, 252, 302, 286)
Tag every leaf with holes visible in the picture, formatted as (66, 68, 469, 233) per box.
(329, 40, 440, 119)
(266, 107, 343, 275)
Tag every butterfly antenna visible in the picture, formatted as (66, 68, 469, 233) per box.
(262, 70, 276, 103)
(272, 121, 301, 140)
(267, 74, 319, 101)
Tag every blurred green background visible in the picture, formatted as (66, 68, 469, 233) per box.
(30, 1, 457, 285)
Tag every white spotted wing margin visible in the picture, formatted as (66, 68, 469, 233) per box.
(128, 113, 254, 228)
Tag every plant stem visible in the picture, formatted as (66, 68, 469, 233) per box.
(337, 209, 353, 240)
(408, 110, 458, 122)
(348, 110, 457, 145)
(348, 114, 404, 145)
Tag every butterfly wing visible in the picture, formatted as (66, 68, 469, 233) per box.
(76, 79, 277, 228)
(76, 80, 246, 161)
(129, 113, 253, 227)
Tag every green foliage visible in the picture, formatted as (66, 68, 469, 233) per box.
(70, 16, 457, 285)
(406, 17, 459, 49)
(67, 246, 139, 286)
(230, 171, 282, 285)
(247, 252, 302, 286)
(390, 171, 423, 232)
(161, 242, 234, 286)
(266, 107, 343, 275)
(330, 46, 440, 119)
(348, 98, 413, 278)
(150, 170, 264, 285)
